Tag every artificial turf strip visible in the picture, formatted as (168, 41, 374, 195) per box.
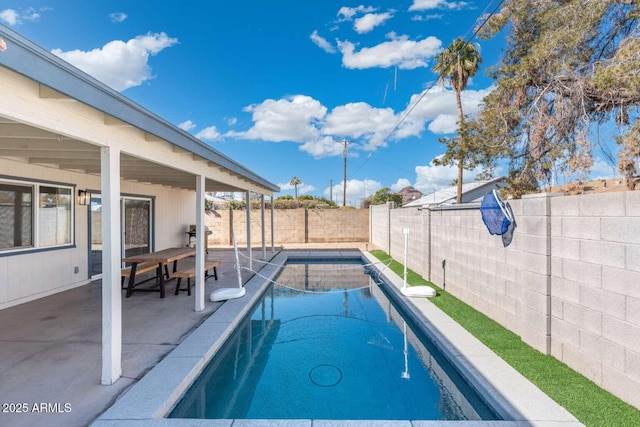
(370, 250, 640, 427)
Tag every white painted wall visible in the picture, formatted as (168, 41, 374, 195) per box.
(0, 157, 195, 310)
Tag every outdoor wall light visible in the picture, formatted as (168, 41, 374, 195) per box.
(77, 189, 89, 205)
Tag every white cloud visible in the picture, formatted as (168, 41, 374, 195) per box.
(405, 85, 494, 135)
(409, 0, 471, 11)
(353, 12, 393, 34)
(337, 5, 376, 21)
(279, 181, 316, 195)
(0, 9, 20, 26)
(589, 158, 619, 179)
(337, 32, 441, 70)
(325, 178, 382, 206)
(0, 7, 43, 26)
(226, 95, 326, 143)
(178, 120, 196, 132)
(226, 117, 238, 126)
(227, 84, 494, 159)
(195, 126, 221, 141)
(109, 12, 127, 23)
(322, 102, 397, 150)
(391, 178, 412, 192)
(310, 30, 336, 54)
(411, 14, 444, 21)
(427, 114, 457, 134)
(22, 7, 40, 22)
(413, 158, 483, 193)
(300, 136, 344, 158)
(51, 32, 178, 91)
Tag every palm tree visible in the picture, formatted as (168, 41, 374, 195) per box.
(432, 37, 481, 204)
(289, 176, 302, 199)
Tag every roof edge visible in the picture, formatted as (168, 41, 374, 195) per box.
(0, 25, 279, 193)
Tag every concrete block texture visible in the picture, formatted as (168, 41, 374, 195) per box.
(601, 217, 640, 244)
(562, 342, 602, 384)
(602, 364, 640, 409)
(370, 192, 640, 410)
(562, 258, 602, 288)
(561, 217, 601, 240)
(602, 266, 640, 298)
(579, 239, 626, 268)
(627, 244, 640, 272)
(603, 316, 640, 354)
(625, 190, 640, 216)
(578, 191, 626, 216)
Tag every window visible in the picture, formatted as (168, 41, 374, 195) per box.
(0, 178, 74, 253)
(38, 185, 72, 247)
(0, 182, 33, 250)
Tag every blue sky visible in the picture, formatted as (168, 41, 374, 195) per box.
(0, 1, 619, 205)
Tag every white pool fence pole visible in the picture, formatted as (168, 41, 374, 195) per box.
(232, 231, 243, 289)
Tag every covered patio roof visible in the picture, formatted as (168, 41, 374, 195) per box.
(0, 24, 278, 387)
(0, 24, 278, 195)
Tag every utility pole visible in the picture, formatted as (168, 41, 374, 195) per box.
(338, 139, 351, 207)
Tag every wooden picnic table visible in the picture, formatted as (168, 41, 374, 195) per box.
(123, 247, 195, 298)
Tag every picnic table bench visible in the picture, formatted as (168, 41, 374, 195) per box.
(122, 247, 195, 298)
(172, 258, 221, 296)
(120, 262, 169, 289)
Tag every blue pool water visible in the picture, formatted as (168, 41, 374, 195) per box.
(169, 258, 500, 420)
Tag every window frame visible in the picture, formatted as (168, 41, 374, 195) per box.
(0, 176, 76, 256)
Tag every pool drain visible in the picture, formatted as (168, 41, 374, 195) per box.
(309, 364, 343, 387)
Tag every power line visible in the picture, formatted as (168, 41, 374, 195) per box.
(348, 0, 506, 181)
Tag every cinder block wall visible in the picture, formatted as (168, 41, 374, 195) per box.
(370, 203, 392, 253)
(206, 208, 368, 245)
(307, 208, 368, 243)
(388, 207, 430, 278)
(370, 191, 640, 409)
(550, 191, 640, 407)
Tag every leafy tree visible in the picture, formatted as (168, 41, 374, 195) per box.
(473, 0, 640, 194)
(432, 37, 482, 203)
(289, 176, 302, 199)
(371, 188, 403, 206)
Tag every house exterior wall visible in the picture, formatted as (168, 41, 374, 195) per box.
(0, 158, 196, 310)
(370, 191, 640, 409)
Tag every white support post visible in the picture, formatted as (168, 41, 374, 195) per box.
(194, 175, 206, 312)
(270, 195, 275, 252)
(101, 145, 122, 385)
(261, 194, 266, 259)
(245, 191, 252, 270)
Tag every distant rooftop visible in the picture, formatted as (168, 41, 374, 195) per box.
(404, 176, 506, 207)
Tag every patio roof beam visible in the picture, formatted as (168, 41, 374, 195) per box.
(0, 139, 94, 150)
(0, 123, 65, 139)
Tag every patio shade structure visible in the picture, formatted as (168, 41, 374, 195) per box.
(0, 25, 279, 385)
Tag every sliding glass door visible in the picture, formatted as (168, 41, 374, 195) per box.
(122, 197, 151, 259)
(88, 195, 153, 279)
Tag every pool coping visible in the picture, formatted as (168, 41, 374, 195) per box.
(92, 250, 584, 427)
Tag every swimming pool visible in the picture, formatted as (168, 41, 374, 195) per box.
(94, 250, 581, 426)
(168, 257, 500, 420)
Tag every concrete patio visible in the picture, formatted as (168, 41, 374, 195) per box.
(0, 243, 583, 427)
(0, 248, 271, 427)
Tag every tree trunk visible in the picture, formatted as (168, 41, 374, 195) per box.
(455, 72, 465, 204)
